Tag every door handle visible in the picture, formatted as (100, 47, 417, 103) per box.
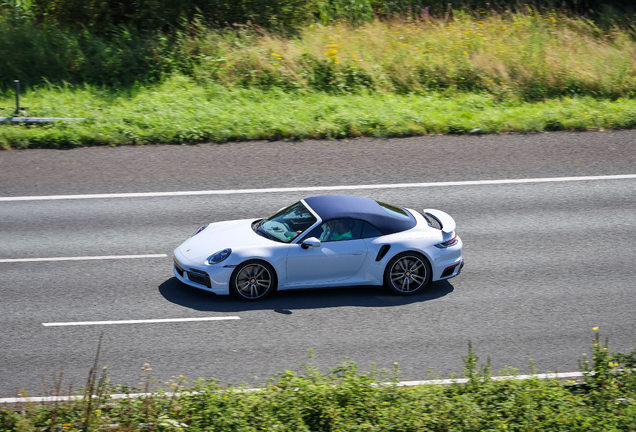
(352, 251, 364, 255)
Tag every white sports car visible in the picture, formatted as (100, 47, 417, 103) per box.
(173, 195, 463, 301)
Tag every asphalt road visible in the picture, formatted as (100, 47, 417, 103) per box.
(1, 130, 635, 398)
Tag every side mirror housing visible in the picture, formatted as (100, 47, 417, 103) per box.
(301, 237, 321, 249)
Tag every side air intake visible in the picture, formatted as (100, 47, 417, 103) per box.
(376, 245, 391, 261)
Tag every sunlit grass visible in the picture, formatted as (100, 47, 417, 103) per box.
(2, 75, 636, 149)
(2, 11, 636, 148)
(186, 12, 636, 99)
(2, 330, 635, 431)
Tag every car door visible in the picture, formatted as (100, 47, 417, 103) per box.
(285, 219, 367, 286)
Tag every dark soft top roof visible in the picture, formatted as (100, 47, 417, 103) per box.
(303, 195, 416, 235)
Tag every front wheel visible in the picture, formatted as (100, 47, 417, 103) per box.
(230, 260, 277, 301)
(384, 252, 431, 296)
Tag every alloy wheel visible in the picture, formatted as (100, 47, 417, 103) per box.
(389, 255, 427, 293)
(235, 264, 272, 299)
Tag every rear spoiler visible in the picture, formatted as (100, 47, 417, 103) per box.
(423, 208, 456, 237)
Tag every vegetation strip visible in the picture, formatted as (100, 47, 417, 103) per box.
(0, 117, 84, 123)
(2, 330, 634, 431)
(0, 372, 587, 405)
(3, 79, 636, 149)
(3, 6, 636, 148)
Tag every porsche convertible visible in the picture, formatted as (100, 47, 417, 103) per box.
(173, 195, 463, 301)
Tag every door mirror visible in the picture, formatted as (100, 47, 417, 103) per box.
(301, 237, 321, 249)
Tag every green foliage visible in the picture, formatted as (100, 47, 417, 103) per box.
(3, 10, 636, 100)
(2, 6, 636, 146)
(3, 76, 636, 149)
(1, 333, 635, 431)
(579, 327, 636, 416)
(24, 0, 319, 34)
(0, 15, 192, 88)
(6, 0, 636, 32)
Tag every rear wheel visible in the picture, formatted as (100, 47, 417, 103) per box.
(230, 260, 277, 301)
(384, 252, 431, 295)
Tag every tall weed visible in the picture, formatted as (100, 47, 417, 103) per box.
(2, 9, 636, 99)
(184, 13, 636, 100)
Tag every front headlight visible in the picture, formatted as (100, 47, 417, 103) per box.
(192, 224, 209, 237)
(207, 248, 231, 265)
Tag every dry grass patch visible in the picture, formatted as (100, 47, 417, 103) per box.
(183, 12, 636, 99)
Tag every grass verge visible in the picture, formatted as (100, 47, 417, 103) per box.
(2, 11, 636, 149)
(183, 12, 636, 100)
(1, 330, 635, 431)
(3, 11, 636, 99)
(2, 75, 636, 149)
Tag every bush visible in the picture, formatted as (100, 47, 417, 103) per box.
(5, 9, 636, 99)
(0, 15, 186, 88)
(26, 0, 319, 34)
(15, 1, 636, 32)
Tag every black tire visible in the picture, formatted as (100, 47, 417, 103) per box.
(230, 260, 277, 301)
(384, 252, 431, 296)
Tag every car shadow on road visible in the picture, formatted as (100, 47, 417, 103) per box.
(158, 277, 454, 313)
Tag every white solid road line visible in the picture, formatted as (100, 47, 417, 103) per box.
(42, 316, 240, 327)
(0, 372, 585, 403)
(1, 174, 635, 202)
(0, 254, 168, 263)
(396, 371, 584, 386)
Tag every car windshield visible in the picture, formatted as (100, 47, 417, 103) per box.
(255, 202, 317, 243)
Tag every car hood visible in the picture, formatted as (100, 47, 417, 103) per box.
(178, 219, 272, 261)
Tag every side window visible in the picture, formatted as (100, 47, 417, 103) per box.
(361, 222, 383, 239)
(307, 219, 363, 242)
(306, 224, 326, 241)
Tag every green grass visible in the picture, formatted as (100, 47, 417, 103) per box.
(2, 11, 636, 149)
(2, 75, 636, 149)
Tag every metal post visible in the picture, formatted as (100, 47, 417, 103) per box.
(15, 80, 20, 116)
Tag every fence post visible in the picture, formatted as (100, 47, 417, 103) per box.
(15, 80, 20, 116)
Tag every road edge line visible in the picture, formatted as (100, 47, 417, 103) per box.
(2, 174, 636, 201)
(0, 372, 584, 404)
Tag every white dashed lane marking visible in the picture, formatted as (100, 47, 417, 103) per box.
(42, 316, 240, 327)
(0, 254, 168, 263)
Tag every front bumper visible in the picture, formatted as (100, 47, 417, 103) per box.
(172, 251, 232, 295)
